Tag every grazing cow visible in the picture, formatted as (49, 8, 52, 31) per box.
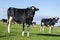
(31, 22, 36, 25)
(40, 17, 59, 33)
(30, 22, 36, 27)
(2, 19, 15, 24)
(2, 19, 7, 23)
(7, 6, 39, 36)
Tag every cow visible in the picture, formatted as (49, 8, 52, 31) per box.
(31, 22, 36, 27)
(2, 19, 16, 24)
(2, 19, 7, 23)
(31, 22, 36, 25)
(32, 22, 36, 25)
(7, 6, 39, 36)
(40, 17, 59, 33)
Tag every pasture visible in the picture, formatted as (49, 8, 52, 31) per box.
(0, 21, 60, 40)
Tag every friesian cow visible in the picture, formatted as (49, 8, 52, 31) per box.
(2, 19, 7, 23)
(40, 17, 59, 33)
(2, 19, 15, 24)
(31, 22, 36, 25)
(7, 6, 39, 36)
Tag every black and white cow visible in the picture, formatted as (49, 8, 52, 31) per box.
(40, 17, 59, 33)
(2, 19, 15, 24)
(31, 22, 36, 25)
(7, 6, 39, 36)
(2, 19, 7, 23)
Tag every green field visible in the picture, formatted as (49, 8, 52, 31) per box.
(0, 21, 60, 40)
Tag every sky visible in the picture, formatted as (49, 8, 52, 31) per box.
(0, 0, 60, 26)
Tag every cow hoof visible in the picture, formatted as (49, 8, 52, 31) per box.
(22, 31, 24, 36)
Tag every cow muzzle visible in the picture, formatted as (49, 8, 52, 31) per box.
(36, 8, 39, 11)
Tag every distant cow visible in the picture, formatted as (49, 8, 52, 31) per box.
(31, 22, 36, 25)
(7, 6, 39, 36)
(2, 19, 15, 24)
(2, 19, 7, 23)
(40, 17, 59, 33)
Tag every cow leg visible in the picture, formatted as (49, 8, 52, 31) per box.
(22, 23, 25, 36)
(49, 26, 53, 33)
(40, 26, 45, 32)
(42, 26, 45, 32)
(48, 25, 51, 33)
(40, 26, 43, 32)
(40, 22, 45, 32)
(27, 24, 30, 37)
(7, 16, 12, 33)
(51, 26, 53, 33)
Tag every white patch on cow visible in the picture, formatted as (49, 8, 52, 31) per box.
(27, 31, 29, 37)
(42, 22, 44, 25)
(8, 23, 10, 33)
(8, 16, 12, 33)
(10, 16, 12, 21)
(22, 31, 24, 36)
(32, 7, 34, 10)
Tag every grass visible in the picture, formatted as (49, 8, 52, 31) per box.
(0, 21, 60, 40)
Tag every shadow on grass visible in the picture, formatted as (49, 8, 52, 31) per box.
(0, 34, 15, 38)
(37, 33, 60, 37)
(0, 32, 31, 38)
(0, 32, 20, 38)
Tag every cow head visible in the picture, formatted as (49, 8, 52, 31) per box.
(30, 6, 39, 11)
(52, 17, 59, 23)
(55, 17, 59, 23)
(27, 6, 39, 18)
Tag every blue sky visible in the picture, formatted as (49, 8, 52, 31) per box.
(0, 0, 60, 25)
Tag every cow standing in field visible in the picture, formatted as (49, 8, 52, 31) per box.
(2, 19, 15, 24)
(40, 17, 59, 33)
(7, 6, 39, 36)
(2, 19, 7, 23)
(31, 22, 36, 25)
